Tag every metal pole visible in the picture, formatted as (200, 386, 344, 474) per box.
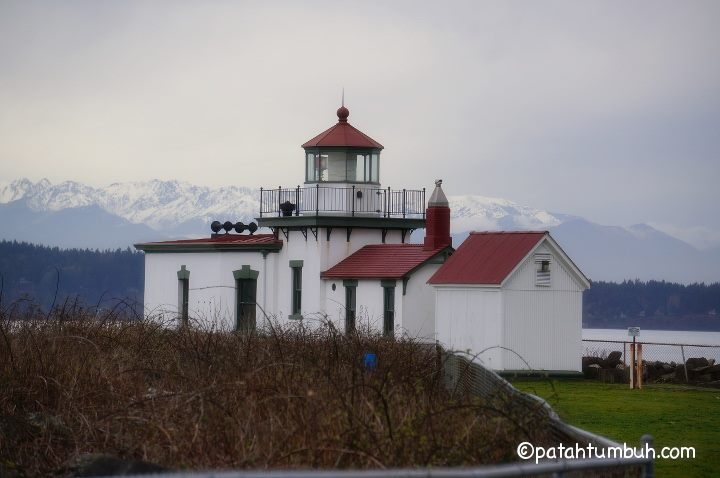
(351, 185, 355, 217)
(681, 345, 688, 383)
(295, 185, 300, 216)
(630, 343, 635, 389)
(422, 187, 426, 218)
(277, 186, 281, 217)
(259, 187, 263, 218)
(315, 183, 319, 216)
(623, 341, 627, 369)
(402, 188, 406, 218)
(637, 343, 643, 389)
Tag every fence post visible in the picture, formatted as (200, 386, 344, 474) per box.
(402, 188, 406, 218)
(277, 186, 281, 217)
(641, 434, 655, 478)
(259, 187, 263, 218)
(681, 345, 689, 383)
(351, 185, 355, 217)
(637, 343, 643, 389)
(630, 343, 635, 389)
(295, 185, 300, 216)
(315, 184, 319, 216)
(422, 187, 426, 218)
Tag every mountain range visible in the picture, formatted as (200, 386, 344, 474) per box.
(1, 178, 718, 284)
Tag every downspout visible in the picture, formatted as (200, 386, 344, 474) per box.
(262, 251, 268, 324)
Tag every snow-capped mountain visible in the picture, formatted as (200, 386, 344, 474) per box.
(0, 178, 258, 231)
(1, 178, 718, 283)
(0, 178, 565, 234)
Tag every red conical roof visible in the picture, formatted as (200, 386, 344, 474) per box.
(302, 105, 384, 149)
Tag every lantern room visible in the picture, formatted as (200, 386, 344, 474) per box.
(302, 105, 384, 185)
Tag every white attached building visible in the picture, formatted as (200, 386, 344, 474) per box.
(428, 232, 591, 373)
(136, 103, 590, 373)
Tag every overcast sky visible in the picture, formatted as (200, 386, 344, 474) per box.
(1, 1, 719, 247)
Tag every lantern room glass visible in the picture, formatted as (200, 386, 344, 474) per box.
(305, 150, 380, 184)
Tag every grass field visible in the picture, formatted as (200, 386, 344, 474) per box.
(510, 379, 720, 478)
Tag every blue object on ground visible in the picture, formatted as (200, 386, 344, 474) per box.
(363, 352, 377, 371)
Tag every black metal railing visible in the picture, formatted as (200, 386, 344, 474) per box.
(259, 185, 426, 218)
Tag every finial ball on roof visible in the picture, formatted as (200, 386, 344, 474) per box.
(337, 105, 349, 122)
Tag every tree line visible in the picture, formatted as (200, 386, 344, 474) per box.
(0, 240, 143, 311)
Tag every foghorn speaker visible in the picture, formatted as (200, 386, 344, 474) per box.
(211, 221, 222, 233)
(222, 221, 233, 233)
(234, 222, 246, 233)
(248, 222, 258, 234)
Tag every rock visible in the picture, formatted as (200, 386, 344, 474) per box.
(69, 454, 168, 477)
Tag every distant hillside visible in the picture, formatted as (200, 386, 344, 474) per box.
(0, 240, 143, 311)
(2, 178, 720, 283)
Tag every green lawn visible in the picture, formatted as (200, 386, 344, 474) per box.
(510, 379, 720, 478)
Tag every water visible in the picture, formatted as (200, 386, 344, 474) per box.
(582, 328, 720, 363)
(583, 329, 720, 346)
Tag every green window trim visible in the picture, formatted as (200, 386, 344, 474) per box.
(177, 264, 190, 280)
(233, 265, 259, 332)
(177, 265, 190, 327)
(382, 282, 396, 338)
(290, 260, 303, 319)
(233, 265, 260, 281)
(344, 281, 357, 334)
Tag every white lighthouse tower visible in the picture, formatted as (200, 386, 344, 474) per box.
(137, 103, 452, 337)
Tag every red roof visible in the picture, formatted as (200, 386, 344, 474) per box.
(321, 244, 448, 279)
(428, 232, 546, 285)
(135, 234, 283, 251)
(302, 106, 384, 149)
(139, 234, 280, 246)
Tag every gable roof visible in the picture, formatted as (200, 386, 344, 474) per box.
(427, 232, 547, 285)
(135, 234, 282, 253)
(321, 244, 448, 280)
(302, 121, 384, 149)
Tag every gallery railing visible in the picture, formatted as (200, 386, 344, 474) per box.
(259, 185, 426, 218)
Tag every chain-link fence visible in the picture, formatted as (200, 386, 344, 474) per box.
(443, 351, 651, 477)
(583, 339, 720, 385)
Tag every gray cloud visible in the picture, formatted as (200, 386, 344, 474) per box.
(1, 0, 718, 245)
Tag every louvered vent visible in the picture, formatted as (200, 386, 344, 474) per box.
(535, 253, 551, 287)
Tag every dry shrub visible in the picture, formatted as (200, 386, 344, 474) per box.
(0, 306, 555, 475)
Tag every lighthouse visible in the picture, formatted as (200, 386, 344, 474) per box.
(137, 103, 453, 337)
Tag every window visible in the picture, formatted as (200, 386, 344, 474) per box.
(304, 150, 380, 183)
(382, 280, 395, 337)
(290, 260, 303, 319)
(177, 265, 190, 327)
(535, 254, 551, 287)
(344, 280, 357, 334)
(233, 265, 259, 332)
